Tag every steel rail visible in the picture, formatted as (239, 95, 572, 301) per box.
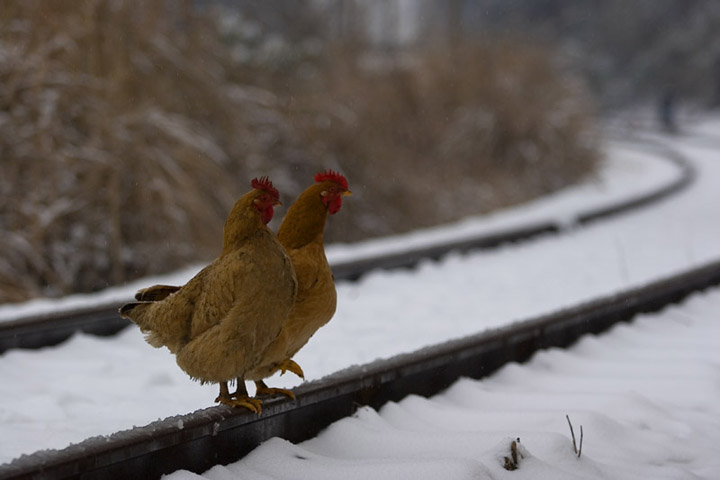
(2, 258, 720, 480)
(0, 139, 693, 354)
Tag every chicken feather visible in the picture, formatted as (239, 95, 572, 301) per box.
(246, 172, 350, 394)
(120, 178, 297, 412)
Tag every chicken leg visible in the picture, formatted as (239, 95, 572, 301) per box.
(215, 381, 263, 413)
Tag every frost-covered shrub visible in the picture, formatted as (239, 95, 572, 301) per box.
(290, 42, 599, 239)
(0, 1, 598, 303)
(0, 1, 296, 301)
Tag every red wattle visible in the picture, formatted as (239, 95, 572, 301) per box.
(328, 197, 342, 215)
(261, 206, 274, 224)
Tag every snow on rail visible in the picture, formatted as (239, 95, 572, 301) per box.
(0, 139, 684, 323)
(184, 285, 720, 480)
(1, 121, 719, 472)
(3, 259, 720, 479)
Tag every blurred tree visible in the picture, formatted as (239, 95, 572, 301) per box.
(468, 0, 720, 110)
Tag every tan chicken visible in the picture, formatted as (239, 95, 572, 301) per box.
(119, 177, 297, 413)
(246, 170, 351, 398)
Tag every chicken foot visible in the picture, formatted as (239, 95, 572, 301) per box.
(215, 381, 263, 413)
(251, 359, 303, 399)
(254, 380, 296, 400)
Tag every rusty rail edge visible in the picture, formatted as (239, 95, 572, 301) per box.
(0, 138, 694, 354)
(2, 258, 720, 480)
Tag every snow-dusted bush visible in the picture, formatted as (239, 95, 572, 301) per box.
(291, 42, 599, 238)
(0, 1, 301, 301)
(0, 1, 598, 302)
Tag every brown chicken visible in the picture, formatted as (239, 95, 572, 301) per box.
(245, 170, 351, 398)
(119, 177, 297, 413)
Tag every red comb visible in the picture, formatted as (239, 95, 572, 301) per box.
(314, 170, 348, 190)
(251, 176, 279, 199)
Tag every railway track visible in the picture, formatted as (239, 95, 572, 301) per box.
(2, 258, 720, 480)
(0, 139, 694, 354)
(0, 137, 703, 479)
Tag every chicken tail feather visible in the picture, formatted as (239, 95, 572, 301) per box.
(118, 301, 153, 329)
(119, 301, 186, 351)
(135, 284, 181, 301)
(119, 302, 142, 317)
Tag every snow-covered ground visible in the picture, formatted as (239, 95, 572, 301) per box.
(168, 287, 720, 480)
(0, 140, 680, 322)
(0, 116, 719, 476)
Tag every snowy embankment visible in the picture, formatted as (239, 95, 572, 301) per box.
(168, 287, 720, 480)
(0, 118, 719, 472)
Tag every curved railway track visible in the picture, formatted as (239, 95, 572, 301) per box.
(0, 138, 694, 354)
(0, 137, 705, 479)
(2, 259, 720, 480)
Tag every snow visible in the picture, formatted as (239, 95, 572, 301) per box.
(0, 139, 680, 323)
(0, 116, 719, 478)
(325, 140, 683, 264)
(168, 289, 720, 479)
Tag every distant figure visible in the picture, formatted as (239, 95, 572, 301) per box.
(659, 88, 677, 133)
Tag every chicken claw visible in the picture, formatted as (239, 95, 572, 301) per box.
(255, 380, 296, 400)
(278, 359, 305, 379)
(216, 395, 263, 413)
(215, 382, 263, 413)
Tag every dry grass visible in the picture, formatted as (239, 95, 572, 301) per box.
(0, 1, 599, 303)
(286, 42, 599, 239)
(0, 1, 290, 300)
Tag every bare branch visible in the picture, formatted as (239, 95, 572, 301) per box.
(566, 414, 584, 458)
(566, 414, 578, 455)
(579, 425, 584, 459)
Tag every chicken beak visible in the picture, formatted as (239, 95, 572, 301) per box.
(343, 190, 352, 197)
(275, 200, 282, 206)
